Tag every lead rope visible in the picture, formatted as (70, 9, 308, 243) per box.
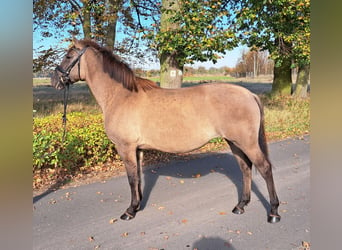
(62, 84, 70, 143)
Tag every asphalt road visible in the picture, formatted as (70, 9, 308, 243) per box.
(33, 136, 310, 250)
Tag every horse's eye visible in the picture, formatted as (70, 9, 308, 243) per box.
(66, 55, 72, 59)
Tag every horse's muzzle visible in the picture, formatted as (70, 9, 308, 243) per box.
(51, 70, 66, 90)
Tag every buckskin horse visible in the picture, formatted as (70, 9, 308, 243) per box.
(51, 39, 280, 223)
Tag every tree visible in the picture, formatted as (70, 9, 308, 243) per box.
(33, 0, 132, 72)
(137, 0, 238, 88)
(234, 49, 273, 77)
(233, 0, 310, 96)
(159, 0, 183, 88)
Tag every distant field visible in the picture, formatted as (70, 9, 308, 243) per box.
(33, 78, 51, 86)
(33, 75, 236, 86)
(146, 75, 234, 83)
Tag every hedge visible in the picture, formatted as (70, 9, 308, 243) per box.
(33, 112, 117, 173)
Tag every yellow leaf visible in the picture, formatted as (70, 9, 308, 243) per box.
(109, 218, 117, 224)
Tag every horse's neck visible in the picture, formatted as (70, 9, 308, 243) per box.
(84, 61, 128, 113)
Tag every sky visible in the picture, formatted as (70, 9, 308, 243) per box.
(34, 28, 247, 70)
(138, 45, 247, 70)
(33, 12, 248, 71)
(188, 46, 247, 69)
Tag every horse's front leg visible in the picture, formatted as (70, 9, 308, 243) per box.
(117, 146, 143, 220)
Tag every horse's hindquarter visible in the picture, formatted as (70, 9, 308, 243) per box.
(137, 83, 260, 153)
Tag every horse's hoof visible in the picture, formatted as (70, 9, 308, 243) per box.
(267, 214, 281, 223)
(232, 206, 245, 214)
(120, 212, 135, 221)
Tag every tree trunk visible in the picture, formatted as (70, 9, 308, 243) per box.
(159, 0, 182, 88)
(160, 53, 183, 88)
(81, 0, 91, 39)
(293, 64, 310, 98)
(103, 0, 122, 51)
(272, 57, 292, 96)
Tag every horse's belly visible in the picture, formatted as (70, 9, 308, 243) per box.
(140, 126, 219, 153)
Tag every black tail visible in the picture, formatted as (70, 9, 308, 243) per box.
(253, 94, 270, 160)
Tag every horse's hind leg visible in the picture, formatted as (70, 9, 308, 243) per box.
(227, 141, 253, 215)
(117, 145, 142, 220)
(243, 145, 281, 223)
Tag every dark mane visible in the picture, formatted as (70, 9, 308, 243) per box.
(78, 39, 159, 92)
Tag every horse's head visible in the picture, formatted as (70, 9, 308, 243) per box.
(51, 39, 88, 90)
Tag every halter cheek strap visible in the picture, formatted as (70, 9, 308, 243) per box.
(56, 46, 88, 86)
(57, 46, 88, 142)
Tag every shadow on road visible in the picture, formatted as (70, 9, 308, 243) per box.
(140, 152, 271, 217)
(192, 236, 236, 250)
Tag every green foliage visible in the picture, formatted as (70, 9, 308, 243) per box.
(144, 0, 238, 67)
(33, 112, 116, 172)
(233, 0, 310, 67)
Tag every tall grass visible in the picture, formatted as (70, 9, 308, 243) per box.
(262, 95, 310, 140)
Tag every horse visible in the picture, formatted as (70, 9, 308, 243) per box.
(51, 39, 280, 223)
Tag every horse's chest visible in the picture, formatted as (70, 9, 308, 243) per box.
(103, 113, 139, 144)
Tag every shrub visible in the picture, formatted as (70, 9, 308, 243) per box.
(33, 112, 117, 173)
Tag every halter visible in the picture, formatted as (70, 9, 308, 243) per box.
(55, 46, 88, 142)
(55, 46, 88, 87)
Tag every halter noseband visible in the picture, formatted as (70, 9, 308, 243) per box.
(56, 46, 88, 87)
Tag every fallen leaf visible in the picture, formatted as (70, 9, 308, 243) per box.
(49, 199, 57, 204)
(179, 180, 185, 184)
(140, 232, 146, 236)
(235, 230, 241, 234)
(247, 231, 253, 235)
(94, 245, 100, 249)
(302, 241, 310, 249)
(109, 218, 117, 224)
(158, 206, 165, 210)
(121, 232, 129, 237)
(193, 173, 201, 178)
(88, 236, 95, 242)
(164, 235, 169, 240)
(219, 211, 227, 215)
(181, 219, 188, 224)
(165, 176, 172, 180)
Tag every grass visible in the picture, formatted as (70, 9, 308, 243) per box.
(262, 95, 310, 141)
